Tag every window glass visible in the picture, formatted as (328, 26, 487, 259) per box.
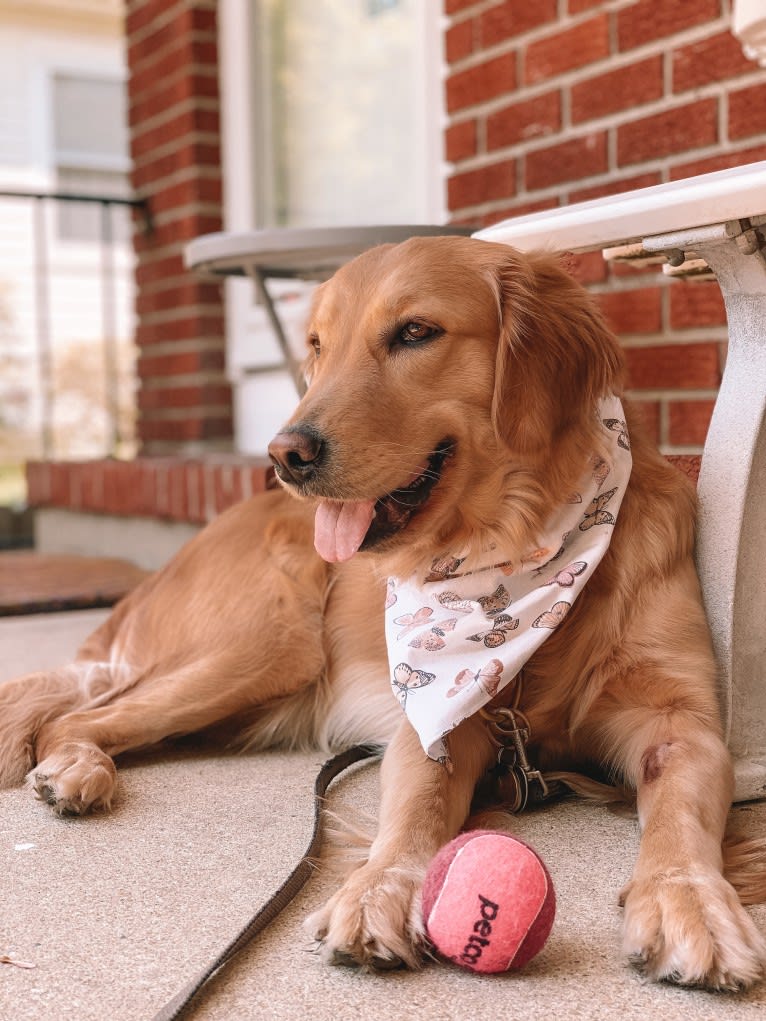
(53, 74, 128, 162)
(254, 0, 427, 227)
(52, 74, 130, 242)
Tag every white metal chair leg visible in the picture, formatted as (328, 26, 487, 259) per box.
(644, 221, 766, 801)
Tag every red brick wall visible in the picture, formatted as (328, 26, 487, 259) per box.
(27, 457, 274, 526)
(445, 0, 766, 453)
(126, 0, 232, 453)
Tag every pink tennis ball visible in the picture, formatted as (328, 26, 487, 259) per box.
(422, 830, 555, 973)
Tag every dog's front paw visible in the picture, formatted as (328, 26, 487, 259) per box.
(305, 862, 426, 970)
(27, 742, 116, 815)
(621, 868, 766, 990)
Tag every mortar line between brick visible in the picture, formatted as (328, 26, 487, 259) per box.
(446, 12, 731, 78)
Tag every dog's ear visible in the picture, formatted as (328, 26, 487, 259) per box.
(489, 249, 625, 457)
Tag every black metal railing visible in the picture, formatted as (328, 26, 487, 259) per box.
(0, 189, 150, 462)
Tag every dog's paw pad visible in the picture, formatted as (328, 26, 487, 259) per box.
(305, 863, 425, 970)
(623, 869, 766, 990)
(27, 743, 116, 815)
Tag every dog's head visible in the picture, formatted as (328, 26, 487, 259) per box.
(268, 236, 624, 572)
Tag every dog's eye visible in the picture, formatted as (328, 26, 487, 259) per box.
(400, 322, 439, 345)
(309, 335, 321, 357)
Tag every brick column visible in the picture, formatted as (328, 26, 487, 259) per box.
(126, 0, 232, 453)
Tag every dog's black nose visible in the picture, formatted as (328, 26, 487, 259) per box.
(268, 428, 325, 484)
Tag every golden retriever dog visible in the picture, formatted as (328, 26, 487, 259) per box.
(1, 237, 764, 989)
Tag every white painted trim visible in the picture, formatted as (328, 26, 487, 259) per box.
(414, 0, 448, 223)
(218, 0, 257, 234)
(217, 0, 260, 427)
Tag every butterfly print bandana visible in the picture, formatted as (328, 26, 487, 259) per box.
(384, 396, 633, 763)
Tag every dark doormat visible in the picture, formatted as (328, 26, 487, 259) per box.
(0, 552, 149, 616)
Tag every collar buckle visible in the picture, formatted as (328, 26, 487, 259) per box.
(480, 703, 554, 812)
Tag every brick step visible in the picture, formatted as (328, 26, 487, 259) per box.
(0, 551, 149, 616)
(664, 454, 701, 484)
(26, 456, 276, 526)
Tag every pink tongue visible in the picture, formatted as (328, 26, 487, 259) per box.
(314, 500, 376, 563)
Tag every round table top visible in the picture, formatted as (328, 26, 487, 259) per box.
(184, 224, 473, 277)
(475, 160, 766, 253)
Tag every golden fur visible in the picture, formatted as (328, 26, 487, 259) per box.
(1, 237, 764, 987)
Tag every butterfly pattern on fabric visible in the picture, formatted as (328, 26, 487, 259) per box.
(579, 487, 618, 531)
(391, 662, 436, 708)
(448, 658, 504, 699)
(543, 561, 587, 588)
(409, 618, 458, 651)
(604, 418, 631, 451)
(532, 600, 571, 629)
(393, 607, 433, 639)
(533, 531, 572, 576)
(382, 394, 633, 763)
(467, 613, 520, 648)
(436, 591, 475, 615)
(591, 455, 610, 488)
(476, 584, 511, 617)
(424, 555, 466, 583)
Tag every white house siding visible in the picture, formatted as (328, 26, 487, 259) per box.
(0, 1, 134, 463)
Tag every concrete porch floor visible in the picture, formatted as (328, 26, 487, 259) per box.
(1, 610, 765, 1021)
